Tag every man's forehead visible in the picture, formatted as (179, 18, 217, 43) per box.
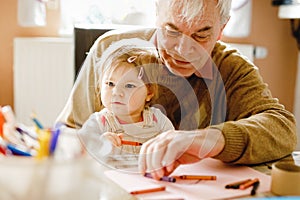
(157, 2, 218, 23)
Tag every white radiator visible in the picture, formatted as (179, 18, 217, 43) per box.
(13, 37, 74, 127)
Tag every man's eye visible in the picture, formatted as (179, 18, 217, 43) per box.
(192, 34, 209, 42)
(165, 29, 181, 37)
(125, 84, 136, 88)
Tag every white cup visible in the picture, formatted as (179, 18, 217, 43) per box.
(271, 160, 300, 196)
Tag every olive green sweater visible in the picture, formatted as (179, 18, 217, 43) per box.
(56, 28, 297, 165)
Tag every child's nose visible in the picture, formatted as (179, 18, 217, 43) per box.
(112, 85, 124, 96)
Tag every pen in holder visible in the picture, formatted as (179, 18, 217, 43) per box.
(30, 114, 62, 159)
(36, 128, 51, 159)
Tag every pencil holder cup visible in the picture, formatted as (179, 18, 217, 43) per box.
(0, 157, 85, 200)
(271, 160, 300, 196)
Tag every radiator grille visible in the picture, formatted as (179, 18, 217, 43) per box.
(13, 37, 74, 127)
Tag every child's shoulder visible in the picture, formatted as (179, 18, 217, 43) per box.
(148, 107, 166, 116)
(87, 108, 111, 125)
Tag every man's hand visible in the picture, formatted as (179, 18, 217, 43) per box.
(138, 129, 225, 180)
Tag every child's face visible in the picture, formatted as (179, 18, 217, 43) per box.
(101, 62, 152, 123)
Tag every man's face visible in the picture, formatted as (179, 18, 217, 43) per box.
(156, 0, 224, 77)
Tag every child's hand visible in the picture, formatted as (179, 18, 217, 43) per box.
(101, 132, 123, 147)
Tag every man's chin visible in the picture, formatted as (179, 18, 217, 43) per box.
(165, 62, 195, 77)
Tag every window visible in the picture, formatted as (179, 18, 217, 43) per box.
(60, 0, 156, 35)
(223, 0, 252, 38)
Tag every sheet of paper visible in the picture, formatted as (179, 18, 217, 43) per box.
(105, 158, 271, 200)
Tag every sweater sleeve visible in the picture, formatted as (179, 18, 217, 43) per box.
(54, 35, 106, 128)
(211, 41, 297, 164)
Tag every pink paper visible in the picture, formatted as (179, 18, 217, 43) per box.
(105, 158, 271, 199)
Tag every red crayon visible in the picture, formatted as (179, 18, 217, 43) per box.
(225, 179, 252, 189)
(0, 109, 5, 137)
(239, 178, 260, 190)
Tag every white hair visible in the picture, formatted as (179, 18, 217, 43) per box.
(156, 0, 232, 25)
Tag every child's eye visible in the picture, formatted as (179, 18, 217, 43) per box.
(106, 81, 115, 87)
(125, 83, 136, 88)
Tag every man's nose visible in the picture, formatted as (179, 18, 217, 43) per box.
(174, 35, 196, 56)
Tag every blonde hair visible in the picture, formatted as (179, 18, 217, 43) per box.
(98, 39, 160, 107)
(156, 0, 232, 25)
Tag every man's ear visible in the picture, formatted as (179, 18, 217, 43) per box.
(217, 17, 230, 40)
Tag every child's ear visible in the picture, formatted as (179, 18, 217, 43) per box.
(146, 92, 154, 102)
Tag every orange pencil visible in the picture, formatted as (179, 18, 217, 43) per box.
(121, 140, 143, 146)
(130, 186, 166, 195)
(172, 175, 217, 180)
(239, 178, 260, 190)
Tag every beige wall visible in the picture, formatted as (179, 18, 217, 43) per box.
(0, 0, 60, 109)
(0, 0, 298, 113)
